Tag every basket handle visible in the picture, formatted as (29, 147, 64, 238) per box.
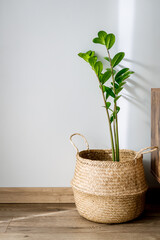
(135, 146, 159, 160)
(70, 133, 89, 153)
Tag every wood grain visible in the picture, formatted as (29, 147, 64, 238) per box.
(0, 188, 74, 203)
(1, 232, 160, 240)
(0, 203, 159, 240)
(151, 88, 160, 183)
(1, 233, 160, 240)
(0, 187, 159, 204)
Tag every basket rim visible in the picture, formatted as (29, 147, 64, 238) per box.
(77, 149, 142, 165)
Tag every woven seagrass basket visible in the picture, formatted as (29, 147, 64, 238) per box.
(70, 133, 158, 224)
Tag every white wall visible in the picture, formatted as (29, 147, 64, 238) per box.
(0, 0, 159, 187)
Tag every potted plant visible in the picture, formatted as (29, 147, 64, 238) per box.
(70, 30, 158, 223)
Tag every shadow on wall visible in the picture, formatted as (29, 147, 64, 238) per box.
(118, 0, 160, 187)
(122, 58, 160, 125)
(121, 59, 160, 187)
(122, 59, 151, 127)
(121, 60, 160, 187)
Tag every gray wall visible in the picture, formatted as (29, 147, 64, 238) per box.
(0, 0, 159, 187)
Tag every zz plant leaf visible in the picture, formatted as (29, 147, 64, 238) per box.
(107, 68, 116, 75)
(115, 68, 129, 80)
(94, 61, 103, 76)
(93, 37, 104, 45)
(114, 95, 121, 103)
(116, 106, 120, 113)
(93, 31, 107, 45)
(106, 102, 111, 109)
(111, 82, 119, 89)
(111, 52, 125, 68)
(116, 70, 134, 84)
(104, 56, 110, 62)
(115, 87, 123, 95)
(105, 87, 115, 98)
(98, 31, 107, 43)
(101, 70, 112, 84)
(119, 81, 126, 88)
(88, 56, 97, 68)
(105, 33, 115, 50)
(78, 50, 95, 62)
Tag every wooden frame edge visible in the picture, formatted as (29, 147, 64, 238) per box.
(151, 170, 160, 183)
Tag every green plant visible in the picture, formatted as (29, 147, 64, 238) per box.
(78, 30, 134, 161)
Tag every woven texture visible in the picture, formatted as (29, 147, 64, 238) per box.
(71, 149, 148, 224)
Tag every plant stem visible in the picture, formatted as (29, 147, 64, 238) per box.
(96, 76, 115, 161)
(115, 115, 119, 161)
(113, 119, 116, 150)
(107, 49, 120, 161)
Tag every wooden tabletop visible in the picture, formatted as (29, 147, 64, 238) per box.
(0, 203, 159, 240)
